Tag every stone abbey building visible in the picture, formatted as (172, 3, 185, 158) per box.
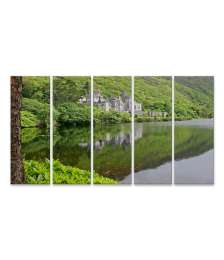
(79, 90, 142, 114)
(79, 90, 168, 118)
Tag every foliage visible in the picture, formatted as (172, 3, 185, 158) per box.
(94, 76, 131, 98)
(24, 160, 50, 184)
(94, 107, 131, 124)
(21, 111, 39, 128)
(134, 76, 214, 120)
(135, 115, 171, 122)
(135, 77, 172, 116)
(22, 76, 50, 103)
(24, 159, 117, 184)
(22, 97, 49, 126)
(175, 77, 214, 119)
(56, 103, 90, 126)
(21, 77, 49, 128)
(54, 76, 90, 105)
(21, 127, 40, 143)
(94, 174, 118, 184)
(53, 160, 117, 184)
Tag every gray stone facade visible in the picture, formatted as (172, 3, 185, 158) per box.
(79, 90, 142, 113)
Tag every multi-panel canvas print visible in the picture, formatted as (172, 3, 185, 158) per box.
(134, 77, 172, 184)
(11, 76, 50, 184)
(93, 77, 132, 184)
(174, 76, 214, 184)
(53, 77, 91, 184)
(10, 75, 214, 185)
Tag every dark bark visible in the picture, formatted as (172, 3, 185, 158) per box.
(11, 76, 25, 184)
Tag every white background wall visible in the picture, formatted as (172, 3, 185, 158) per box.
(0, 0, 223, 259)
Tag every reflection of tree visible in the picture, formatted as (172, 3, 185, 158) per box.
(11, 76, 25, 184)
(175, 126, 213, 160)
(135, 124, 172, 173)
(21, 130, 50, 161)
(53, 126, 91, 171)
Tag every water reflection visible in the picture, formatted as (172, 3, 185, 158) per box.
(53, 127, 90, 171)
(175, 119, 214, 184)
(21, 128, 49, 161)
(94, 124, 132, 183)
(134, 122, 172, 184)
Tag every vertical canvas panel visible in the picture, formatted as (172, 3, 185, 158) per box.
(134, 76, 172, 184)
(53, 76, 91, 184)
(93, 76, 132, 184)
(174, 76, 214, 184)
(11, 76, 50, 184)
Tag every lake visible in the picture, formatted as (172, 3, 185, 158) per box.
(133, 121, 172, 184)
(53, 124, 132, 184)
(94, 123, 132, 184)
(22, 119, 214, 185)
(175, 119, 214, 184)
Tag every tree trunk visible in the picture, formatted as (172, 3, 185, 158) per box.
(11, 76, 25, 184)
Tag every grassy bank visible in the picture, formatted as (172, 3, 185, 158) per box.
(24, 160, 117, 184)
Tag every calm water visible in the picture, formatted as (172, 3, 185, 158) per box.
(175, 119, 214, 184)
(94, 124, 131, 184)
(133, 121, 172, 184)
(21, 128, 49, 161)
(53, 127, 91, 171)
(22, 119, 214, 185)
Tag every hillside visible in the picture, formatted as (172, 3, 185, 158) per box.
(175, 76, 214, 119)
(94, 76, 131, 97)
(135, 76, 172, 115)
(134, 76, 213, 120)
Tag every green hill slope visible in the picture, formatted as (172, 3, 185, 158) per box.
(175, 76, 214, 119)
(134, 76, 213, 120)
(94, 76, 131, 96)
(135, 76, 172, 115)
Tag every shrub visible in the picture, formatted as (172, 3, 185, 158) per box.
(53, 160, 117, 184)
(24, 160, 50, 184)
(22, 98, 49, 126)
(21, 111, 39, 128)
(24, 159, 117, 184)
(94, 107, 131, 124)
(57, 103, 90, 126)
